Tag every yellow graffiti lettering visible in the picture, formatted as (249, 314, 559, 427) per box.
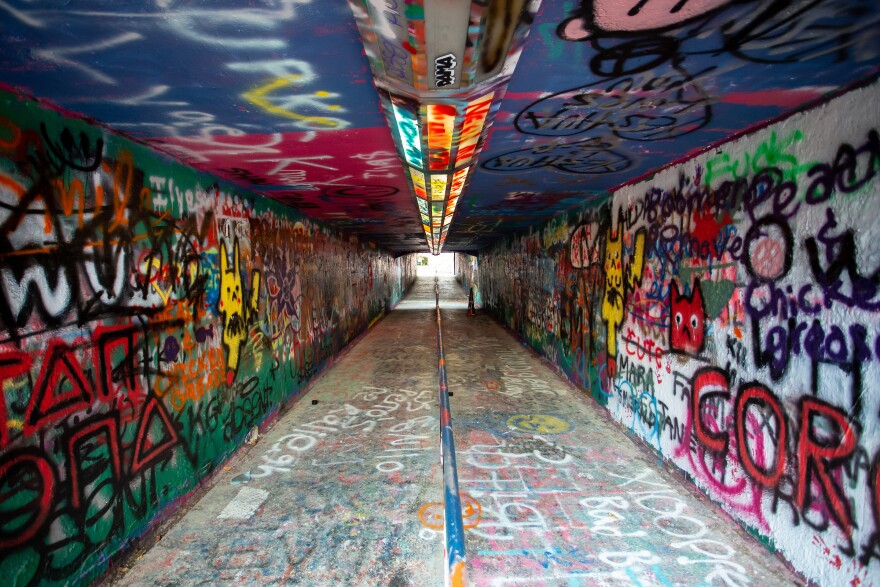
(243, 75, 347, 129)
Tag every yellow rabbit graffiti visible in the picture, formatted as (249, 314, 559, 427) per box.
(219, 239, 260, 377)
(601, 226, 645, 359)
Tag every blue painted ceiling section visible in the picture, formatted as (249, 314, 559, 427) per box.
(1, 0, 878, 253)
(1, 1, 384, 133)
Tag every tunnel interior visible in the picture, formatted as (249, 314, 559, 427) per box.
(0, 1, 879, 586)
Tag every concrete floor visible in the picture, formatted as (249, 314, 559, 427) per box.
(115, 276, 799, 586)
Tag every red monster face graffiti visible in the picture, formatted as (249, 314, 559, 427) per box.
(670, 279, 705, 356)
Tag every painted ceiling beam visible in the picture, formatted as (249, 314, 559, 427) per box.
(349, 0, 541, 254)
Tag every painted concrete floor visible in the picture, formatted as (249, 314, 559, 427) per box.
(438, 276, 799, 587)
(116, 275, 799, 586)
(116, 277, 447, 586)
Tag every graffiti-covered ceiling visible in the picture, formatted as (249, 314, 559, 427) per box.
(1, 0, 878, 254)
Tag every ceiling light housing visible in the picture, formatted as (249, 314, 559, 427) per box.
(349, 0, 541, 254)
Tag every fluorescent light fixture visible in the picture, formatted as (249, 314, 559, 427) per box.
(454, 92, 493, 168)
(427, 104, 456, 170)
(430, 174, 448, 200)
(393, 102, 423, 168)
(350, 0, 541, 254)
(450, 167, 468, 197)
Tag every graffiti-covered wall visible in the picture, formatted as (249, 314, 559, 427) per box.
(463, 81, 880, 586)
(455, 253, 481, 307)
(0, 90, 414, 586)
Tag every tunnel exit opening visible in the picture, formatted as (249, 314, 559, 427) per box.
(417, 252, 455, 276)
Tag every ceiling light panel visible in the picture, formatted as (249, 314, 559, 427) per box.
(350, 0, 541, 253)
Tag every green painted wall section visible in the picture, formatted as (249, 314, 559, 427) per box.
(0, 89, 415, 586)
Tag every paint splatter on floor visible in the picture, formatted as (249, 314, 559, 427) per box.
(117, 279, 445, 586)
(217, 488, 270, 520)
(438, 277, 800, 586)
(117, 277, 799, 586)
